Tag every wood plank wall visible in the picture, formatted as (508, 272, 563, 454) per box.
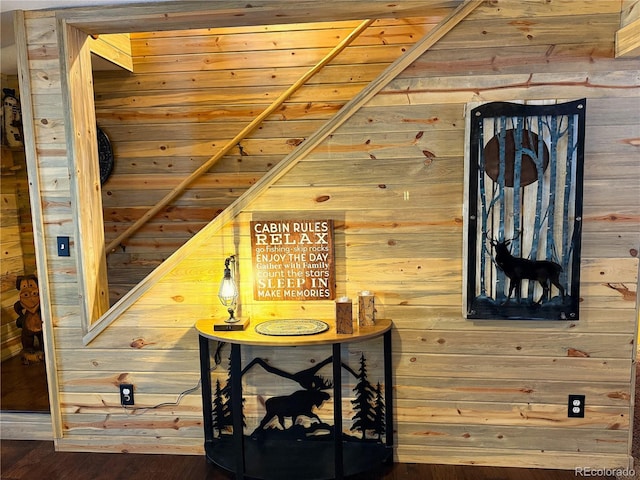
(622, 0, 640, 27)
(1, 76, 36, 361)
(16, 0, 640, 470)
(93, 17, 438, 305)
(1, 144, 25, 361)
(312, 3, 639, 466)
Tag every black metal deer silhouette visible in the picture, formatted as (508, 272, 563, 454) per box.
(491, 238, 565, 305)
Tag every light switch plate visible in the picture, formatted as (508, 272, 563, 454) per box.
(57, 236, 70, 257)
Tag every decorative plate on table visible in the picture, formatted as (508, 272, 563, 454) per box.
(255, 319, 329, 336)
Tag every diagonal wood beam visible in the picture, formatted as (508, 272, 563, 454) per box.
(616, 17, 640, 58)
(87, 0, 482, 344)
(210, 0, 484, 219)
(105, 18, 375, 254)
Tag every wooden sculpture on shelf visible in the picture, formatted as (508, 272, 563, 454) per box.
(14, 275, 44, 364)
(2, 88, 24, 148)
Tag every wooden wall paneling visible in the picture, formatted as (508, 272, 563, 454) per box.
(14, 0, 640, 470)
(395, 446, 630, 470)
(88, 33, 133, 71)
(100, 120, 329, 143)
(395, 424, 629, 454)
(130, 44, 421, 74)
(621, 0, 640, 27)
(392, 398, 628, 429)
(393, 374, 632, 406)
(425, 13, 621, 50)
(238, 5, 637, 466)
(58, 370, 210, 399)
(617, 0, 640, 57)
(476, 0, 621, 18)
(129, 19, 436, 56)
(395, 329, 634, 358)
(0, 147, 24, 361)
(13, 9, 63, 440)
(616, 17, 640, 58)
(58, 387, 204, 412)
(89, 2, 477, 330)
(1, 74, 37, 360)
(372, 72, 640, 107)
(401, 43, 639, 79)
(54, 349, 199, 376)
(55, 436, 203, 454)
(94, 83, 369, 109)
(58, 19, 110, 331)
(384, 305, 636, 333)
(55, 1, 457, 35)
(93, 14, 451, 304)
(102, 19, 376, 255)
(0, 412, 52, 440)
(61, 415, 204, 440)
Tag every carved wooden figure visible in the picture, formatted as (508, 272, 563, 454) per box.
(14, 275, 44, 364)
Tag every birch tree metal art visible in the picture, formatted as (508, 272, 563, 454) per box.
(464, 100, 585, 320)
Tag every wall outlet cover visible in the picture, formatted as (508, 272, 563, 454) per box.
(568, 394, 585, 418)
(120, 384, 134, 406)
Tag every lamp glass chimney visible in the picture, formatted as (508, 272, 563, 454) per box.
(218, 256, 238, 322)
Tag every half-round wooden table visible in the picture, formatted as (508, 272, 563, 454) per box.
(195, 318, 393, 480)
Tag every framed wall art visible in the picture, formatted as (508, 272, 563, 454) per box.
(464, 99, 586, 321)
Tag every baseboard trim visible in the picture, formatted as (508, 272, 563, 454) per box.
(0, 411, 53, 440)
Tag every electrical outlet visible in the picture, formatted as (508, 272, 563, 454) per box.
(120, 384, 135, 406)
(568, 394, 585, 418)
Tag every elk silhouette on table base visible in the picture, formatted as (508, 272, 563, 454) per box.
(491, 238, 565, 305)
(255, 388, 332, 433)
(207, 351, 390, 479)
(241, 357, 340, 439)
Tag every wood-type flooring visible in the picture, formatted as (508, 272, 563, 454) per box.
(0, 439, 616, 480)
(1, 354, 49, 412)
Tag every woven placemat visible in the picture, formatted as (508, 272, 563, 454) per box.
(255, 319, 329, 336)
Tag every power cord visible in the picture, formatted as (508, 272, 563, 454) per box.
(122, 341, 227, 413)
(213, 341, 226, 367)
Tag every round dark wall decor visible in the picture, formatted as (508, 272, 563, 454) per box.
(97, 126, 114, 185)
(483, 128, 550, 187)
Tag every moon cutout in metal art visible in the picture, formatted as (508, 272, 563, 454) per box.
(483, 128, 550, 187)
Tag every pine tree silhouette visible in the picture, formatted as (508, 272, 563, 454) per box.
(212, 379, 226, 436)
(372, 382, 385, 441)
(350, 353, 376, 440)
(220, 354, 245, 432)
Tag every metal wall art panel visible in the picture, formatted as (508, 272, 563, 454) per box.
(464, 100, 586, 320)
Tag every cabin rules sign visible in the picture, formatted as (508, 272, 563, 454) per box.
(251, 220, 335, 301)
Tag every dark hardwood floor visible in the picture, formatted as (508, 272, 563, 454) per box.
(1, 354, 49, 412)
(0, 440, 616, 480)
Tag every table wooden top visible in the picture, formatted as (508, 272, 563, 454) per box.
(195, 317, 392, 346)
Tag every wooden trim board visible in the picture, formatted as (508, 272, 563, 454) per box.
(12, 10, 62, 440)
